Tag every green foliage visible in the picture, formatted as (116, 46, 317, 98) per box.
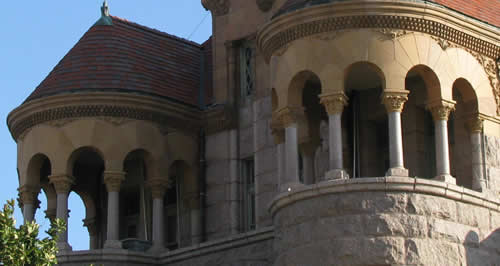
(0, 199, 66, 266)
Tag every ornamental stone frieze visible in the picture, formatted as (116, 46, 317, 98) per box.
(319, 92, 349, 115)
(7, 93, 202, 141)
(258, 2, 499, 62)
(427, 100, 456, 121)
(202, 0, 230, 16)
(381, 90, 410, 113)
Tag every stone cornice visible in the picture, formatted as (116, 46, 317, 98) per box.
(269, 177, 500, 216)
(7, 93, 202, 142)
(258, 1, 500, 62)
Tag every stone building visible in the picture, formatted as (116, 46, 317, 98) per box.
(7, 0, 500, 265)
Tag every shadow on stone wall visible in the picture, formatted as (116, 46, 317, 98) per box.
(465, 229, 500, 265)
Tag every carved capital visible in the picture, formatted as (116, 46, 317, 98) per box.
(466, 116, 484, 133)
(256, 0, 274, 12)
(319, 92, 349, 115)
(83, 217, 98, 236)
(427, 100, 456, 121)
(45, 209, 56, 222)
(202, 0, 230, 16)
(18, 185, 40, 205)
(103, 171, 126, 192)
(270, 114, 285, 144)
(48, 174, 75, 194)
(147, 178, 170, 199)
(381, 90, 409, 113)
(276, 107, 304, 128)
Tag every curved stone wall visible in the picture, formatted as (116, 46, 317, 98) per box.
(270, 177, 500, 265)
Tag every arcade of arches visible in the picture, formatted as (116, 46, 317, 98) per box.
(269, 29, 497, 194)
(16, 118, 201, 251)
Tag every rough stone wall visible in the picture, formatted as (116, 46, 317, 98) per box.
(253, 96, 278, 227)
(485, 135, 500, 194)
(273, 189, 500, 265)
(205, 131, 232, 240)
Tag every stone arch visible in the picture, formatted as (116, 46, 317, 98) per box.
(66, 146, 105, 176)
(407, 65, 443, 102)
(122, 149, 156, 181)
(286, 70, 321, 108)
(25, 153, 51, 187)
(343, 61, 386, 92)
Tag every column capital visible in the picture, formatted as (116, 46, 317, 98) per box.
(18, 185, 40, 205)
(271, 114, 285, 144)
(276, 107, 304, 128)
(427, 99, 456, 121)
(466, 116, 484, 133)
(48, 174, 75, 194)
(45, 209, 56, 222)
(201, 0, 230, 16)
(103, 171, 126, 192)
(381, 89, 409, 113)
(83, 217, 98, 236)
(147, 177, 170, 199)
(319, 92, 349, 115)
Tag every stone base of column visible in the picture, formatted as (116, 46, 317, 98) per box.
(324, 169, 349, 180)
(280, 182, 303, 193)
(433, 174, 456, 184)
(104, 240, 122, 249)
(149, 244, 167, 254)
(57, 242, 72, 252)
(386, 167, 409, 177)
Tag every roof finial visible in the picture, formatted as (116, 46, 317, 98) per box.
(101, 0, 110, 17)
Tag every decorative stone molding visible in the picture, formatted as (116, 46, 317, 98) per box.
(467, 116, 484, 133)
(381, 90, 410, 113)
(276, 107, 304, 128)
(18, 185, 40, 205)
(256, 0, 274, 12)
(319, 92, 349, 115)
(270, 115, 285, 144)
(259, 10, 499, 62)
(83, 217, 98, 236)
(375, 28, 409, 40)
(427, 100, 456, 121)
(202, 0, 230, 16)
(148, 178, 170, 199)
(48, 174, 75, 194)
(103, 171, 126, 192)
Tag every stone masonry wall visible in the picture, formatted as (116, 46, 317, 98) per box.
(272, 178, 500, 266)
(485, 135, 500, 195)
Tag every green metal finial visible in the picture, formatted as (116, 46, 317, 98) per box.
(94, 0, 113, 26)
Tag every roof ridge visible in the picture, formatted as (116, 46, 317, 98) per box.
(109, 15, 202, 48)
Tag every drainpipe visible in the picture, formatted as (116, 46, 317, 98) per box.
(198, 129, 207, 242)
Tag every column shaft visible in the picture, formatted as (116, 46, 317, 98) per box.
(388, 112, 404, 168)
(152, 198, 165, 248)
(56, 192, 72, 250)
(435, 119, 450, 175)
(302, 154, 315, 185)
(285, 124, 300, 188)
(106, 191, 120, 242)
(329, 114, 343, 170)
(277, 143, 285, 188)
(23, 204, 35, 223)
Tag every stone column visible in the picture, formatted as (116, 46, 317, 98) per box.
(148, 177, 169, 251)
(49, 174, 75, 251)
(428, 100, 456, 184)
(467, 116, 486, 191)
(319, 92, 349, 179)
(277, 107, 303, 192)
(381, 89, 410, 176)
(271, 116, 285, 189)
(83, 217, 98, 250)
(18, 185, 39, 223)
(103, 171, 125, 249)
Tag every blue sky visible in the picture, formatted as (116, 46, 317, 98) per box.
(0, 1, 212, 251)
